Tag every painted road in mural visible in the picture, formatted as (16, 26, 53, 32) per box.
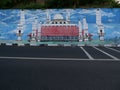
(0, 9, 120, 43)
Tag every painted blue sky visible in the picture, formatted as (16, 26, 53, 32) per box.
(0, 9, 120, 40)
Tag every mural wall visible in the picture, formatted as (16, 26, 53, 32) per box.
(0, 9, 120, 43)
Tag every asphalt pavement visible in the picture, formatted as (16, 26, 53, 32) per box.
(0, 46, 120, 90)
(0, 46, 88, 59)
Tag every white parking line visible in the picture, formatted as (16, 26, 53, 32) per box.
(105, 47, 120, 53)
(92, 46, 119, 60)
(0, 56, 89, 61)
(80, 47, 94, 60)
(0, 56, 119, 61)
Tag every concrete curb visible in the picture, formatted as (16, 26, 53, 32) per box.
(48, 44, 58, 46)
(0, 43, 120, 47)
(18, 43, 25, 46)
(6, 43, 12, 46)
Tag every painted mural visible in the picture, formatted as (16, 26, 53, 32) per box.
(0, 9, 120, 44)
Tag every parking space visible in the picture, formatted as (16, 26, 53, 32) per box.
(83, 46, 112, 59)
(0, 46, 88, 59)
(97, 47, 120, 59)
(111, 47, 120, 51)
(0, 45, 120, 60)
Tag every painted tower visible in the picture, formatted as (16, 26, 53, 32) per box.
(66, 9, 70, 23)
(31, 18, 42, 42)
(83, 17, 89, 41)
(78, 20, 82, 42)
(16, 10, 25, 41)
(96, 9, 105, 41)
(37, 22, 42, 42)
(46, 10, 51, 23)
(31, 18, 38, 41)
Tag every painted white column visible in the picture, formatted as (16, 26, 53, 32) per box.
(83, 17, 88, 41)
(37, 22, 42, 42)
(20, 10, 25, 25)
(78, 21, 82, 42)
(16, 10, 25, 41)
(66, 9, 70, 23)
(96, 9, 105, 41)
(98, 25, 104, 41)
(31, 18, 38, 41)
(46, 10, 51, 23)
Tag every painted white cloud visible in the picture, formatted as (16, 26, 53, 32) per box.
(13, 20, 19, 24)
(8, 29, 17, 34)
(25, 10, 36, 17)
(25, 17, 35, 24)
(79, 9, 95, 15)
(2, 15, 15, 21)
(102, 11, 116, 17)
(0, 12, 6, 16)
(0, 21, 9, 27)
(0, 36, 6, 39)
(112, 31, 120, 35)
(91, 33, 98, 36)
(48, 9, 62, 14)
(11, 10, 19, 14)
(104, 25, 114, 29)
(107, 19, 114, 23)
(78, 9, 116, 18)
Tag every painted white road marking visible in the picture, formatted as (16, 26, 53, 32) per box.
(0, 56, 89, 61)
(0, 56, 119, 61)
(93, 46, 119, 60)
(80, 47, 94, 60)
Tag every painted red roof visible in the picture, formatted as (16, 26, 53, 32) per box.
(41, 26, 79, 36)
